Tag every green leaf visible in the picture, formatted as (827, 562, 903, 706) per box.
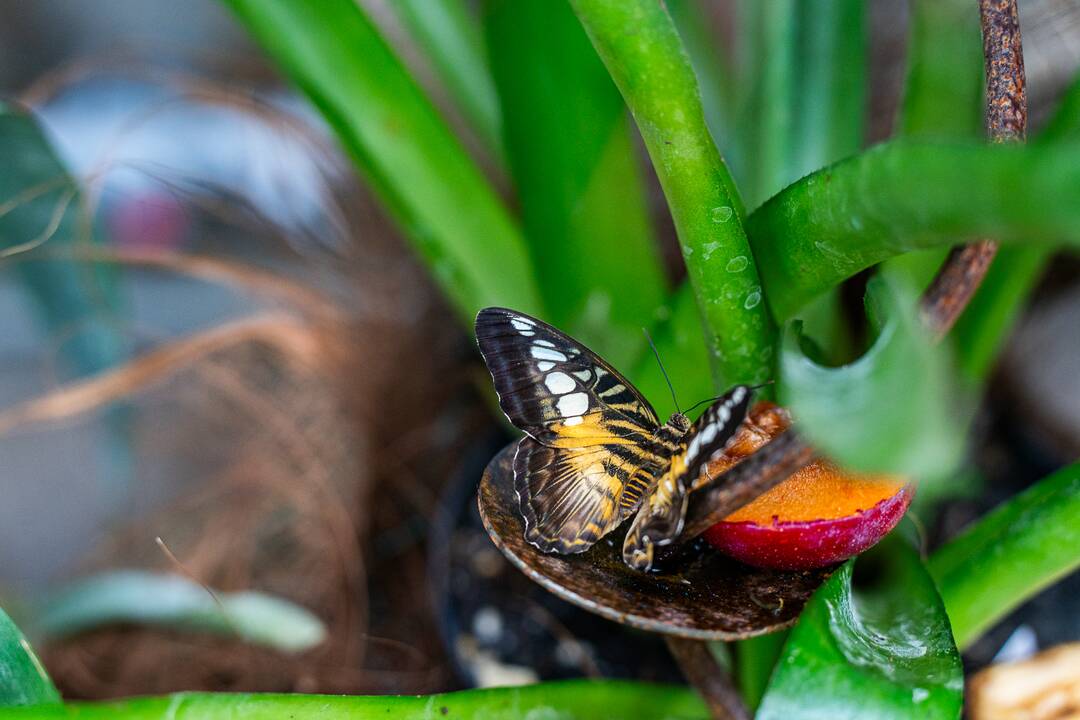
(930, 461, 1080, 650)
(630, 283, 712, 418)
(735, 0, 797, 210)
(484, 0, 666, 367)
(570, 0, 775, 389)
(389, 0, 504, 159)
(758, 537, 963, 720)
(747, 140, 1080, 321)
(897, 0, 982, 139)
(779, 276, 965, 480)
(222, 0, 542, 321)
(667, 0, 739, 172)
(30, 571, 326, 654)
(0, 607, 60, 707)
(0, 681, 707, 719)
(0, 103, 126, 379)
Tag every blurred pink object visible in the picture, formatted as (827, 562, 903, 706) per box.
(108, 191, 188, 251)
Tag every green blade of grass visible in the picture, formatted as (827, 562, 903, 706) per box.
(736, 0, 796, 210)
(0, 681, 707, 719)
(222, 0, 542, 321)
(667, 0, 739, 175)
(570, 0, 775, 389)
(757, 535, 963, 720)
(484, 0, 666, 368)
(28, 571, 326, 654)
(0, 608, 59, 708)
(778, 275, 965, 481)
(390, 0, 504, 159)
(747, 139, 1080, 322)
(929, 461, 1080, 650)
(897, 0, 983, 139)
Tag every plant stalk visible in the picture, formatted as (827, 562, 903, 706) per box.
(919, 0, 1027, 336)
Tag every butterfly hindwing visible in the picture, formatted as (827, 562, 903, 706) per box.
(477, 307, 663, 553)
(622, 386, 752, 571)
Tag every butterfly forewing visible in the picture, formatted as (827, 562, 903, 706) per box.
(622, 386, 752, 571)
(476, 307, 662, 553)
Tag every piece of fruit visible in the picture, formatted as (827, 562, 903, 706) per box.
(701, 402, 913, 570)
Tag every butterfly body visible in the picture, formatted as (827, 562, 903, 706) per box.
(476, 307, 752, 572)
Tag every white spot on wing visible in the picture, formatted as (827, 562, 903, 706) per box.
(511, 318, 534, 329)
(531, 346, 568, 362)
(564, 416, 584, 426)
(544, 372, 575, 394)
(573, 370, 592, 382)
(557, 393, 589, 417)
(534, 339, 555, 348)
(700, 422, 718, 444)
(536, 361, 555, 372)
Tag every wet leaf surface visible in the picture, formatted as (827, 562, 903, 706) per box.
(478, 444, 833, 640)
(757, 535, 963, 720)
(0, 608, 59, 707)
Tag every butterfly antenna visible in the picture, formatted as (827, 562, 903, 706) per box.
(683, 380, 777, 415)
(643, 328, 680, 414)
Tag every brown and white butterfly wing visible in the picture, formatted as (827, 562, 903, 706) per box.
(622, 385, 753, 571)
(476, 307, 661, 553)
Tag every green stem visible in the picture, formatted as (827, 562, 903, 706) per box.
(929, 461, 1080, 650)
(747, 139, 1080, 321)
(570, 0, 775, 388)
(0, 682, 707, 719)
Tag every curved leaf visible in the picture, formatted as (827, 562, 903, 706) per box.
(779, 276, 965, 480)
(0, 607, 59, 707)
(747, 140, 1080, 321)
(757, 536, 963, 720)
(0, 680, 707, 719)
(930, 461, 1080, 649)
(31, 571, 326, 654)
(222, 0, 542, 321)
(485, 0, 665, 367)
(390, 0, 504, 159)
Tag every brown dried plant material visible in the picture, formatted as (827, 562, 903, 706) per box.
(478, 444, 833, 641)
(968, 643, 1080, 720)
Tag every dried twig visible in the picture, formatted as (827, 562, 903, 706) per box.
(665, 637, 750, 720)
(920, 0, 1027, 336)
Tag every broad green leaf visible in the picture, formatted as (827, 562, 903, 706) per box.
(222, 0, 542, 321)
(389, 0, 504, 159)
(747, 140, 1080, 321)
(779, 276, 964, 480)
(757, 537, 963, 720)
(0, 607, 59, 707)
(484, 0, 665, 368)
(0, 103, 126, 379)
(31, 571, 326, 653)
(0, 680, 707, 719)
(930, 461, 1080, 649)
(570, 0, 775, 389)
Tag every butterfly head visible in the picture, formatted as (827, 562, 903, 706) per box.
(667, 412, 691, 434)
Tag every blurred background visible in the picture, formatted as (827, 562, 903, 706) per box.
(0, 0, 1076, 701)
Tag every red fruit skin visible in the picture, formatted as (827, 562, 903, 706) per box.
(703, 485, 914, 570)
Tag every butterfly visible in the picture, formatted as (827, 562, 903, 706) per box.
(475, 307, 753, 572)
